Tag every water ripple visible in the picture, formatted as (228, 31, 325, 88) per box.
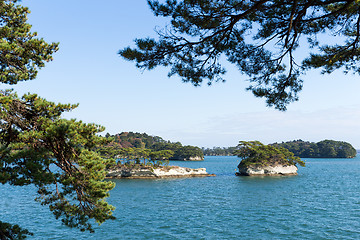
(1, 156, 360, 239)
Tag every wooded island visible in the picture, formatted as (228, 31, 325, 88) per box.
(235, 141, 305, 176)
(271, 140, 357, 158)
(100, 132, 204, 161)
(97, 132, 211, 179)
(203, 140, 357, 158)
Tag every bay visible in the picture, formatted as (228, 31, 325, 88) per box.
(1, 156, 360, 239)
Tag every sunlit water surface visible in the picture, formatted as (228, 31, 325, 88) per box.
(1, 156, 360, 239)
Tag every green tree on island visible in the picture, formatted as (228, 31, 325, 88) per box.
(149, 150, 174, 166)
(121, 0, 360, 110)
(106, 132, 204, 160)
(0, 1, 115, 238)
(235, 141, 305, 168)
(97, 143, 175, 168)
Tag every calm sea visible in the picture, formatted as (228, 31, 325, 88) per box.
(1, 156, 360, 239)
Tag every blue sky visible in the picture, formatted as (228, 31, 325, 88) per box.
(9, 0, 360, 148)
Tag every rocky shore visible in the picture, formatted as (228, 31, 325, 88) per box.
(106, 165, 215, 179)
(236, 164, 298, 176)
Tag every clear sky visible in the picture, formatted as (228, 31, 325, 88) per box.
(9, 0, 360, 148)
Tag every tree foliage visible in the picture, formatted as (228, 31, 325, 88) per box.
(0, 0, 58, 84)
(234, 141, 305, 168)
(104, 132, 204, 160)
(271, 139, 357, 158)
(0, 221, 33, 240)
(0, 90, 116, 234)
(99, 145, 174, 167)
(0, 1, 115, 238)
(120, 0, 360, 110)
(172, 145, 203, 159)
(202, 146, 237, 156)
(111, 132, 166, 149)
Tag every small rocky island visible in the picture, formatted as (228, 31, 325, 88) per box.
(236, 163, 298, 176)
(234, 141, 305, 176)
(106, 165, 215, 179)
(99, 141, 212, 178)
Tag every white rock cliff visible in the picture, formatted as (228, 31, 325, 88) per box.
(236, 164, 298, 176)
(106, 166, 215, 179)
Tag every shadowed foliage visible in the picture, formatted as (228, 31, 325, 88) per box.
(121, 0, 360, 110)
(1, 1, 115, 238)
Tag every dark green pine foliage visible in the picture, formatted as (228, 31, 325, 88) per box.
(272, 139, 357, 158)
(235, 141, 305, 168)
(0, 221, 33, 240)
(0, 0, 115, 238)
(120, 0, 360, 110)
(0, 91, 116, 234)
(0, 0, 58, 84)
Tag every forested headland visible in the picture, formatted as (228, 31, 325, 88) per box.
(203, 140, 357, 158)
(271, 140, 357, 158)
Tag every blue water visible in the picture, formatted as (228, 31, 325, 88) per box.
(1, 156, 360, 239)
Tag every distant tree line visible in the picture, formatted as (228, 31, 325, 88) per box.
(271, 140, 357, 158)
(103, 132, 204, 160)
(202, 147, 237, 156)
(203, 139, 357, 158)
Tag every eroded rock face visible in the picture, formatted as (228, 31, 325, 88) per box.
(106, 166, 215, 179)
(152, 166, 208, 176)
(187, 156, 204, 161)
(236, 164, 298, 176)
